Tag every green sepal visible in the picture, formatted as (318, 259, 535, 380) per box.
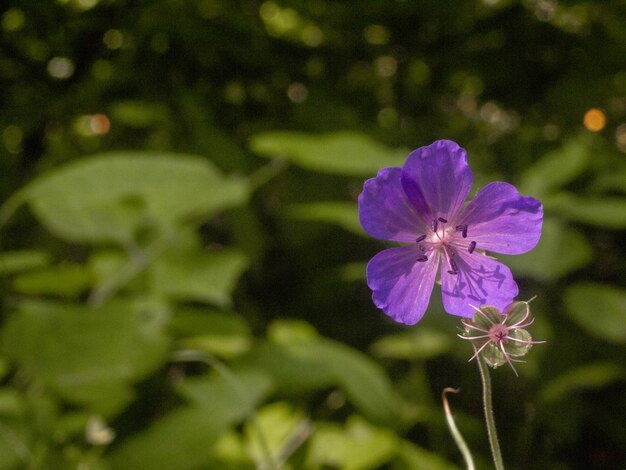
(504, 301, 529, 326)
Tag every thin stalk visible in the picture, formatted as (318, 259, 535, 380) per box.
(476, 355, 505, 470)
(87, 231, 175, 306)
(0, 421, 32, 463)
(0, 191, 26, 230)
(170, 350, 277, 470)
(441, 388, 475, 470)
(247, 159, 287, 192)
(272, 419, 314, 469)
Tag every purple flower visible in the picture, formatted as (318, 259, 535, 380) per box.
(358, 140, 543, 325)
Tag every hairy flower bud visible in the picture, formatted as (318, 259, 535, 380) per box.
(459, 300, 544, 375)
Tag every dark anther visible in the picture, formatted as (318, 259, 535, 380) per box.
(438, 217, 448, 223)
(432, 219, 438, 232)
(468, 241, 477, 254)
(416, 255, 428, 262)
(415, 235, 426, 243)
(447, 257, 458, 275)
(456, 225, 468, 238)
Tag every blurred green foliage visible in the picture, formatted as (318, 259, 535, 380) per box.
(1, 0, 626, 469)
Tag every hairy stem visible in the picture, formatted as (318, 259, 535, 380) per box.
(442, 388, 475, 470)
(476, 355, 505, 470)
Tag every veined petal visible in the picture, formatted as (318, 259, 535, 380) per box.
(359, 167, 428, 242)
(400, 140, 473, 222)
(440, 251, 518, 317)
(366, 245, 440, 325)
(458, 182, 543, 255)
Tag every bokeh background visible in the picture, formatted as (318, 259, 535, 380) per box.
(1, 0, 625, 469)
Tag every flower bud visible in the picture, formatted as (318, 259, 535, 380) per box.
(459, 300, 543, 375)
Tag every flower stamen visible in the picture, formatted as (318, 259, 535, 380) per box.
(455, 224, 468, 238)
(468, 340, 492, 362)
(468, 241, 477, 254)
(447, 257, 458, 275)
(499, 341, 518, 376)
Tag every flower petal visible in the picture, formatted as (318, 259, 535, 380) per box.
(358, 167, 428, 242)
(400, 140, 473, 222)
(458, 182, 543, 255)
(366, 245, 440, 325)
(440, 251, 518, 317)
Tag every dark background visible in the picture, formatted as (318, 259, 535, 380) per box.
(1, 1, 625, 469)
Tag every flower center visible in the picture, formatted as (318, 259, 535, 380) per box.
(428, 217, 451, 245)
(414, 217, 479, 274)
(488, 323, 510, 345)
(429, 229, 447, 245)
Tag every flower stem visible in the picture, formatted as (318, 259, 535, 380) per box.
(441, 388, 475, 470)
(476, 355, 505, 470)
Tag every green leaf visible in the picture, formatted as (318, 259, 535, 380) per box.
(392, 441, 460, 470)
(238, 321, 398, 426)
(284, 202, 364, 235)
(370, 328, 452, 361)
(564, 283, 626, 343)
(540, 363, 625, 404)
(0, 250, 50, 275)
(88, 250, 128, 290)
(169, 308, 252, 358)
(546, 193, 626, 228)
(206, 431, 252, 469)
(109, 100, 169, 128)
(151, 245, 248, 308)
(15, 152, 248, 243)
(237, 342, 334, 395)
(250, 131, 407, 176)
(498, 218, 592, 281)
(1, 299, 170, 414)
(0, 389, 25, 416)
(0, 418, 30, 469)
(267, 318, 319, 344)
(108, 370, 272, 470)
(312, 342, 399, 426)
(519, 136, 591, 196)
(305, 416, 398, 470)
(0, 357, 9, 382)
(243, 402, 307, 466)
(589, 170, 626, 194)
(12, 263, 93, 298)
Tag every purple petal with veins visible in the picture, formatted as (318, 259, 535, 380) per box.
(440, 251, 519, 317)
(457, 182, 543, 255)
(366, 245, 440, 325)
(359, 167, 428, 242)
(400, 140, 473, 222)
